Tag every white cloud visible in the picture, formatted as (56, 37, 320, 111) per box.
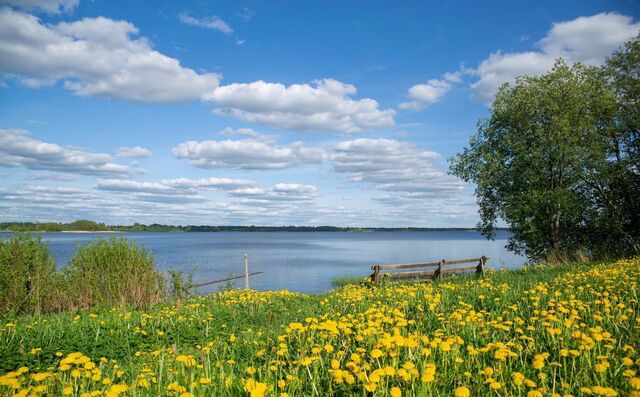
(116, 146, 152, 158)
(95, 177, 260, 204)
(472, 12, 640, 104)
(229, 183, 317, 204)
(331, 138, 465, 196)
(172, 136, 325, 170)
(205, 79, 396, 133)
(162, 177, 258, 190)
(95, 177, 316, 208)
(27, 172, 76, 181)
(178, 12, 233, 34)
(0, 129, 136, 176)
(273, 183, 317, 195)
(0, 9, 220, 102)
(399, 78, 452, 110)
(0, 0, 78, 14)
(218, 127, 270, 141)
(96, 179, 172, 193)
(97, 177, 257, 194)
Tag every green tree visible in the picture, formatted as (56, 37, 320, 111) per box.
(450, 60, 616, 260)
(592, 34, 640, 255)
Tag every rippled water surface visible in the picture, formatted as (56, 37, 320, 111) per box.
(0, 231, 526, 293)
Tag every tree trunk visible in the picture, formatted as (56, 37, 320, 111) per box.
(551, 212, 561, 253)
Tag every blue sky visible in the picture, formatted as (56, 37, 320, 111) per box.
(0, 0, 638, 226)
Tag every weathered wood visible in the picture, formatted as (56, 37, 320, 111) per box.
(374, 261, 440, 271)
(441, 265, 479, 274)
(442, 257, 490, 266)
(244, 254, 249, 290)
(476, 256, 487, 277)
(370, 265, 381, 282)
(369, 255, 490, 284)
(190, 271, 264, 288)
(386, 269, 436, 279)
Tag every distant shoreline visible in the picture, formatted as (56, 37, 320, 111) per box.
(1, 228, 510, 233)
(60, 230, 120, 234)
(0, 220, 511, 233)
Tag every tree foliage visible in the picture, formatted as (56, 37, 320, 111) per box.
(451, 36, 640, 261)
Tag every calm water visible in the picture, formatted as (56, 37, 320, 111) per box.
(0, 231, 525, 293)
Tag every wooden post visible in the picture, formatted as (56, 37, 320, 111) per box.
(244, 254, 249, 289)
(479, 255, 486, 277)
(434, 259, 444, 281)
(372, 265, 380, 283)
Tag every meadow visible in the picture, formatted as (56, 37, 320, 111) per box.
(0, 257, 638, 396)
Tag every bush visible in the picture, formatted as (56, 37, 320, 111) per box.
(64, 237, 164, 310)
(0, 233, 57, 314)
(167, 269, 194, 300)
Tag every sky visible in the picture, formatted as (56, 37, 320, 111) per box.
(0, 0, 638, 227)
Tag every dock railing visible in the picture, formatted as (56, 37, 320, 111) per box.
(370, 256, 488, 283)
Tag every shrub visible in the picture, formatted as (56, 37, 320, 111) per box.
(167, 269, 194, 300)
(0, 233, 57, 314)
(64, 237, 164, 310)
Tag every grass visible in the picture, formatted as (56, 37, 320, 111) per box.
(0, 257, 638, 396)
(331, 275, 368, 288)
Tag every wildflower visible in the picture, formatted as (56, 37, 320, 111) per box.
(454, 386, 470, 397)
(245, 379, 267, 397)
(364, 382, 377, 392)
(176, 355, 196, 367)
(391, 387, 402, 397)
(512, 372, 525, 386)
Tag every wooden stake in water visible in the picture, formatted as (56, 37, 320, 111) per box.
(244, 254, 249, 289)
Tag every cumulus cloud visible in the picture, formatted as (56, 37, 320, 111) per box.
(178, 12, 233, 34)
(472, 12, 640, 104)
(399, 78, 452, 110)
(229, 183, 317, 204)
(331, 138, 465, 196)
(0, 0, 78, 14)
(116, 146, 152, 158)
(0, 129, 135, 176)
(97, 177, 257, 194)
(27, 172, 76, 181)
(96, 177, 261, 204)
(0, 9, 220, 102)
(172, 135, 325, 170)
(218, 127, 273, 142)
(95, 177, 316, 207)
(205, 79, 396, 133)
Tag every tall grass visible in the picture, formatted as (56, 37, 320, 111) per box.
(0, 235, 165, 315)
(64, 237, 165, 310)
(0, 234, 58, 314)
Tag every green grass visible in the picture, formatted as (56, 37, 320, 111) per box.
(0, 257, 638, 396)
(330, 275, 369, 288)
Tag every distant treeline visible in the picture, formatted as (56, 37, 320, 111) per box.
(0, 220, 110, 232)
(0, 220, 500, 233)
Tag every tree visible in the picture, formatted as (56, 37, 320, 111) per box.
(594, 34, 640, 255)
(450, 60, 616, 260)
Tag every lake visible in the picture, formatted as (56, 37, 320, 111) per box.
(0, 231, 526, 293)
